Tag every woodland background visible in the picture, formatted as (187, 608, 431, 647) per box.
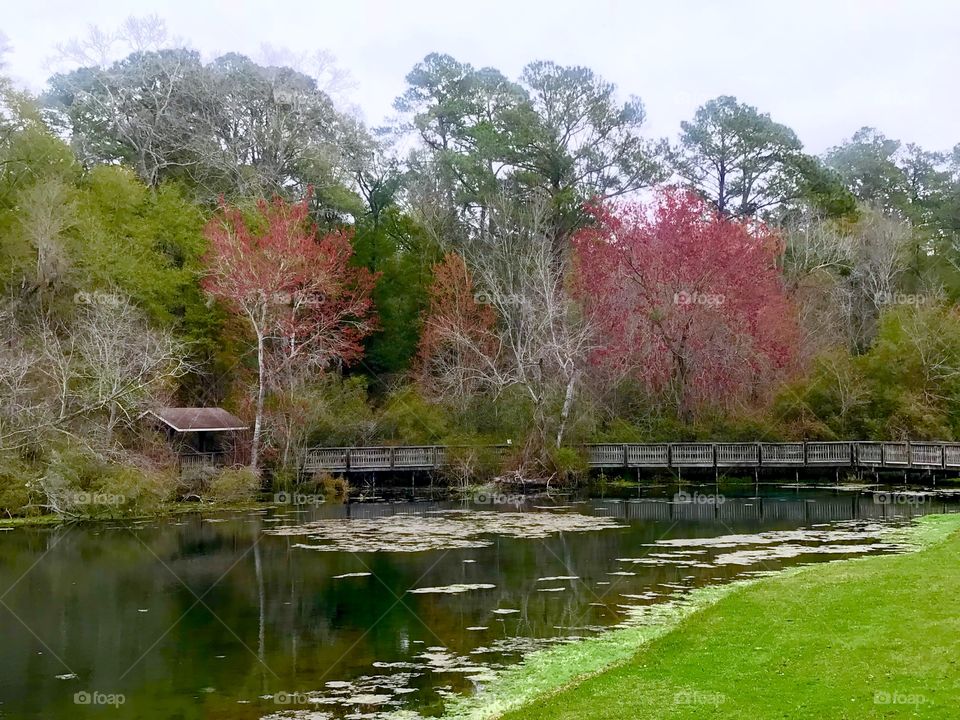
(3, 18, 960, 516)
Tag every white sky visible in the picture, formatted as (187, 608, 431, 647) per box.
(2, 0, 958, 154)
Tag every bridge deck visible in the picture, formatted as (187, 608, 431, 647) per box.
(301, 441, 960, 473)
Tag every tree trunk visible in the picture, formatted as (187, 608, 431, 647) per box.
(555, 369, 580, 447)
(250, 329, 266, 470)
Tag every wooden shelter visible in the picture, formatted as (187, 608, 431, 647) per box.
(145, 407, 249, 470)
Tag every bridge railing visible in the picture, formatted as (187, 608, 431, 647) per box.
(301, 441, 960, 473)
(856, 442, 883, 466)
(761, 442, 804, 465)
(911, 443, 943, 467)
(628, 444, 669, 466)
(670, 443, 714, 467)
(806, 442, 853, 465)
(716, 443, 759, 466)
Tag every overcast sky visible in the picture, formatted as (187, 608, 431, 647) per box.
(3, 0, 958, 154)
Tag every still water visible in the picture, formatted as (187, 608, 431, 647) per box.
(0, 485, 954, 719)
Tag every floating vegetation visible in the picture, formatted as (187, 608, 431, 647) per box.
(267, 510, 626, 552)
(263, 671, 424, 718)
(472, 636, 562, 656)
(646, 522, 896, 550)
(536, 575, 579, 582)
(416, 649, 497, 676)
(344, 693, 392, 705)
(713, 542, 898, 566)
(408, 583, 496, 594)
(259, 711, 332, 720)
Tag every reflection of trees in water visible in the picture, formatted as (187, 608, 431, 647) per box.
(0, 497, 948, 718)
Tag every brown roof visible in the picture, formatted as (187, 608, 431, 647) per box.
(147, 407, 248, 432)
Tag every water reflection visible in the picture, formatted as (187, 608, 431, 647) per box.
(0, 486, 955, 719)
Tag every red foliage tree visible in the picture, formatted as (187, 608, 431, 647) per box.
(416, 252, 497, 406)
(573, 189, 798, 420)
(203, 196, 377, 468)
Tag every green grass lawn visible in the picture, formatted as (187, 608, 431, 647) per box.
(485, 515, 960, 720)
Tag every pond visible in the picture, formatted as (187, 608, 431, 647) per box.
(0, 484, 955, 719)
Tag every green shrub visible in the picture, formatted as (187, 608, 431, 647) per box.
(378, 386, 449, 444)
(316, 472, 350, 502)
(270, 466, 298, 494)
(0, 454, 37, 518)
(93, 464, 173, 516)
(207, 467, 262, 503)
(299, 376, 377, 447)
(442, 438, 505, 487)
(549, 446, 589, 484)
(35, 446, 174, 518)
(176, 464, 219, 500)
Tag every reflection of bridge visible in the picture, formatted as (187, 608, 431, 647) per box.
(303, 441, 960, 475)
(277, 496, 958, 525)
(600, 495, 956, 524)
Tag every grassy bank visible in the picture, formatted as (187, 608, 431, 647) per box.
(445, 514, 960, 720)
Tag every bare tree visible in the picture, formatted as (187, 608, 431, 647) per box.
(17, 178, 76, 299)
(434, 193, 595, 458)
(1, 297, 192, 453)
(70, 298, 192, 444)
(257, 44, 357, 110)
(51, 15, 172, 68)
(782, 212, 854, 360)
(0, 305, 43, 448)
(783, 208, 914, 354)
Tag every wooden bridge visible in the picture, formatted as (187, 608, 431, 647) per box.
(302, 441, 960, 474)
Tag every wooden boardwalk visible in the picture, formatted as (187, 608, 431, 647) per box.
(302, 441, 960, 474)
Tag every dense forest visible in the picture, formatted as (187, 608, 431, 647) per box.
(3, 19, 960, 517)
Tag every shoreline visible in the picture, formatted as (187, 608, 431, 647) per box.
(439, 513, 960, 719)
(0, 500, 281, 528)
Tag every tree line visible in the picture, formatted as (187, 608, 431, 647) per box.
(2, 17, 960, 516)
